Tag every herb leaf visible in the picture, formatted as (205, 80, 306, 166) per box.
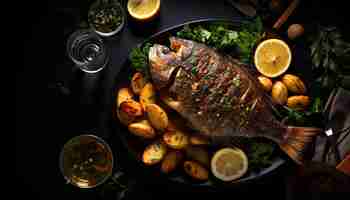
(129, 42, 152, 78)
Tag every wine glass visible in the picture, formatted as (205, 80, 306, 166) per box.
(59, 134, 114, 188)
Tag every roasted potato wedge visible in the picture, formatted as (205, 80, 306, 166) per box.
(163, 131, 189, 150)
(146, 104, 169, 131)
(117, 107, 136, 126)
(183, 161, 209, 181)
(189, 135, 210, 146)
(117, 87, 134, 107)
(185, 146, 210, 167)
(131, 72, 147, 95)
(128, 120, 156, 139)
(142, 141, 167, 165)
(140, 83, 156, 110)
(161, 150, 184, 174)
(120, 100, 143, 117)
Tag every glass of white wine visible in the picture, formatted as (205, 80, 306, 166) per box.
(59, 134, 114, 188)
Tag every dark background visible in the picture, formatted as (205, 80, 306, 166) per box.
(18, 0, 348, 199)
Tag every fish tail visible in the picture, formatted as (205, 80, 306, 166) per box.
(279, 126, 321, 164)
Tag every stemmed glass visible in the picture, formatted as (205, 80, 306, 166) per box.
(59, 134, 114, 188)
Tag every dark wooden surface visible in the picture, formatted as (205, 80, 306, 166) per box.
(17, 0, 348, 199)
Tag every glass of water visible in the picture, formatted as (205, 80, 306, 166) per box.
(66, 29, 109, 73)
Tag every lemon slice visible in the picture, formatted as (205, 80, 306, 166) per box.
(127, 0, 160, 20)
(211, 147, 248, 181)
(254, 39, 292, 78)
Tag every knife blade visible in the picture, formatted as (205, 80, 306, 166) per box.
(225, 0, 257, 18)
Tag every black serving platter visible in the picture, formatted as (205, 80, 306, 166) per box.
(109, 18, 309, 188)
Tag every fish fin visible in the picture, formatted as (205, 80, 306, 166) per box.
(279, 126, 321, 165)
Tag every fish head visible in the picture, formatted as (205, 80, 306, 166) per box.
(169, 37, 194, 60)
(149, 44, 180, 89)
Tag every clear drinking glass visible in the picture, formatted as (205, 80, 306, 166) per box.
(59, 134, 114, 188)
(66, 29, 109, 73)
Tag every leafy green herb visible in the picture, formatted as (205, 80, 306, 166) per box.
(129, 42, 152, 77)
(191, 67, 198, 75)
(309, 25, 350, 93)
(176, 18, 263, 63)
(232, 75, 241, 87)
(247, 141, 275, 171)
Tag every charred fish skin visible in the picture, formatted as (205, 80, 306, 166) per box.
(149, 37, 321, 164)
(167, 37, 280, 138)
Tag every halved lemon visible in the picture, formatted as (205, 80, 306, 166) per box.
(254, 39, 292, 78)
(127, 0, 160, 21)
(211, 147, 248, 182)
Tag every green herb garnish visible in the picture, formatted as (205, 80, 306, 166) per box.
(191, 67, 198, 75)
(129, 42, 152, 77)
(232, 75, 241, 87)
(309, 25, 350, 93)
(176, 17, 263, 63)
(247, 141, 275, 171)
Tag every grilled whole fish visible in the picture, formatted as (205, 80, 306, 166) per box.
(148, 37, 321, 164)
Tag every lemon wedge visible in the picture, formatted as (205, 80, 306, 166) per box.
(211, 147, 248, 181)
(127, 0, 160, 21)
(254, 39, 292, 78)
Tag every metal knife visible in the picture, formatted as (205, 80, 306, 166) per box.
(225, 0, 257, 18)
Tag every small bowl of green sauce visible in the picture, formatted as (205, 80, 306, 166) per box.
(88, 0, 126, 37)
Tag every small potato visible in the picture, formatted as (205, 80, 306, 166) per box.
(128, 120, 156, 139)
(117, 87, 134, 107)
(131, 72, 147, 95)
(142, 141, 167, 165)
(271, 81, 288, 105)
(140, 83, 156, 110)
(257, 76, 273, 92)
(189, 135, 210, 146)
(146, 104, 169, 131)
(163, 131, 189, 150)
(117, 107, 136, 126)
(183, 161, 209, 181)
(185, 146, 210, 167)
(120, 100, 143, 117)
(161, 150, 184, 174)
(287, 95, 310, 111)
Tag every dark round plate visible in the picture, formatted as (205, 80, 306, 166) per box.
(110, 18, 304, 188)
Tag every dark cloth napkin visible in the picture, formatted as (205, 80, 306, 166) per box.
(312, 87, 350, 166)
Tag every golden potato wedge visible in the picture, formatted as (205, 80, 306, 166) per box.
(117, 87, 134, 107)
(161, 150, 184, 174)
(117, 107, 136, 126)
(128, 120, 156, 139)
(185, 146, 210, 167)
(131, 72, 147, 95)
(142, 141, 167, 165)
(120, 100, 143, 117)
(189, 135, 210, 146)
(140, 83, 156, 110)
(183, 161, 209, 181)
(163, 131, 189, 150)
(146, 104, 169, 131)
